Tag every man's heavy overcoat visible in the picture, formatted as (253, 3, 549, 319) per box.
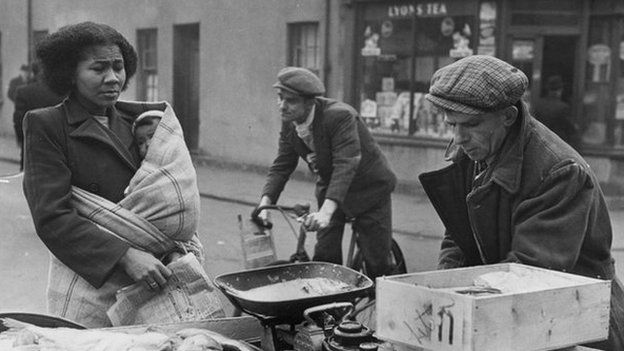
(419, 102, 623, 350)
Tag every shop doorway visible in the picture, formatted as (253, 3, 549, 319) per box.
(541, 36, 576, 104)
(509, 35, 577, 112)
(173, 23, 200, 152)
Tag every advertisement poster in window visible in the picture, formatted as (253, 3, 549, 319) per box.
(513, 40, 534, 61)
(362, 26, 381, 57)
(477, 1, 496, 56)
(449, 22, 473, 58)
(615, 93, 624, 120)
(587, 44, 611, 83)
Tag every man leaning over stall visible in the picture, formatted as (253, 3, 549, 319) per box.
(418, 55, 624, 350)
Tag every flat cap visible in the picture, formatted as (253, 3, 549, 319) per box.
(425, 55, 528, 115)
(273, 67, 325, 97)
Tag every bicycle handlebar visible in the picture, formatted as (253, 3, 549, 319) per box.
(250, 203, 311, 229)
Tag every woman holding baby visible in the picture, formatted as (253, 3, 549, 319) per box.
(22, 21, 222, 327)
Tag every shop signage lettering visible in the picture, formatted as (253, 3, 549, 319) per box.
(388, 3, 447, 18)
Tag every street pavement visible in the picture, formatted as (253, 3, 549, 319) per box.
(1, 133, 623, 281)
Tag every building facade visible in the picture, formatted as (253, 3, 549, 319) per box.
(2, 0, 624, 194)
(344, 0, 624, 194)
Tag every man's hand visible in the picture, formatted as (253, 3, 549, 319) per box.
(303, 211, 332, 231)
(256, 195, 273, 226)
(119, 247, 172, 290)
(303, 199, 337, 231)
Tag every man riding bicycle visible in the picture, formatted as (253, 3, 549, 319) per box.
(257, 67, 397, 279)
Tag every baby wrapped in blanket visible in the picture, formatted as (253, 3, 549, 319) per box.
(59, 101, 224, 326)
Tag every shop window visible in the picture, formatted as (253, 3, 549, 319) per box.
(581, 18, 615, 147)
(288, 22, 320, 75)
(137, 28, 158, 101)
(355, 1, 481, 139)
(0, 32, 2, 106)
(614, 18, 624, 148)
(510, 39, 535, 109)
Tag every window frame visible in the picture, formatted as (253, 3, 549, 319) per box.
(136, 28, 159, 102)
(287, 22, 321, 76)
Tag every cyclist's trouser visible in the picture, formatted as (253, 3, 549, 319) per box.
(313, 194, 393, 279)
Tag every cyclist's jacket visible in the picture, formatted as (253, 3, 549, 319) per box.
(262, 97, 396, 216)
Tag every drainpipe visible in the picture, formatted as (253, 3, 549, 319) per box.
(27, 0, 33, 64)
(408, 9, 417, 135)
(323, 0, 331, 94)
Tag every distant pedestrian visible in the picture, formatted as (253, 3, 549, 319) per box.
(13, 61, 64, 170)
(7, 64, 32, 103)
(257, 67, 397, 279)
(531, 75, 580, 149)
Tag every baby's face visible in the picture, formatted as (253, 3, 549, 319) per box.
(135, 119, 159, 159)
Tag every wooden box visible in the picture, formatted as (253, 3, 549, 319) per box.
(376, 263, 611, 351)
(237, 214, 277, 269)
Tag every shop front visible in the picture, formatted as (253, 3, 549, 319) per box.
(346, 0, 624, 195)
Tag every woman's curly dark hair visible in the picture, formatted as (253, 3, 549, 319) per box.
(36, 21, 138, 96)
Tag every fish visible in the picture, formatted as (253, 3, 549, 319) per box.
(0, 319, 260, 351)
(175, 329, 259, 351)
(0, 318, 171, 351)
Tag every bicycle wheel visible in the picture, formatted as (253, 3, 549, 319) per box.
(350, 239, 407, 276)
(348, 240, 406, 330)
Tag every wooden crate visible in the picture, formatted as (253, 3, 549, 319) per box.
(376, 263, 611, 351)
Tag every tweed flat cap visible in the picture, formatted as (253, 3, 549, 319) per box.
(425, 55, 528, 115)
(273, 67, 325, 96)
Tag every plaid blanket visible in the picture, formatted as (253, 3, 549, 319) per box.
(69, 101, 201, 256)
(47, 101, 219, 327)
(118, 101, 200, 245)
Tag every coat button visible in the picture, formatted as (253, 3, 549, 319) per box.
(88, 183, 100, 193)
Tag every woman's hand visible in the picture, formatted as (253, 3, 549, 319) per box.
(119, 247, 172, 290)
(163, 251, 185, 265)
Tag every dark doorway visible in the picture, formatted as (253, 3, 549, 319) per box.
(541, 35, 576, 104)
(173, 23, 200, 152)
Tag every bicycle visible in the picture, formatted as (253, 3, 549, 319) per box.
(247, 203, 407, 328)
(250, 204, 406, 274)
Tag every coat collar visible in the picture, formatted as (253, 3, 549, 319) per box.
(286, 98, 327, 153)
(447, 102, 529, 195)
(65, 96, 139, 170)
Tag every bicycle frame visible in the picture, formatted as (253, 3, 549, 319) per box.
(250, 204, 405, 277)
(345, 221, 358, 269)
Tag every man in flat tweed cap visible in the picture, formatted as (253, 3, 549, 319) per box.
(257, 67, 398, 279)
(419, 55, 623, 350)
